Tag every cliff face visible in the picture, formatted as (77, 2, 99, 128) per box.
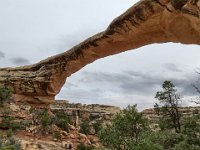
(0, 0, 200, 104)
(143, 106, 200, 130)
(50, 101, 121, 122)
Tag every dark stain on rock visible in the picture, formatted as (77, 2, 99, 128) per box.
(171, 0, 189, 10)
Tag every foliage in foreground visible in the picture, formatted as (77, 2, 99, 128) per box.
(99, 105, 149, 150)
(99, 105, 200, 150)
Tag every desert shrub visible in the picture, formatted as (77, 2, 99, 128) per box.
(33, 108, 54, 131)
(181, 116, 200, 146)
(158, 117, 172, 131)
(40, 109, 53, 130)
(98, 104, 200, 150)
(134, 139, 163, 150)
(99, 105, 149, 150)
(0, 116, 29, 131)
(0, 137, 21, 150)
(0, 145, 18, 150)
(0, 117, 12, 129)
(174, 141, 200, 150)
(77, 143, 93, 150)
(33, 108, 71, 133)
(0, 88, 12, 106)
(10, 121, 29, 131)
(6, 129, 13, 138)
(54, 118, 69, 132)
(53, 111, 70, 132)
(144, 131, 184, 150)
(92, 120, 102, 134)
(80, 119, 90, 135)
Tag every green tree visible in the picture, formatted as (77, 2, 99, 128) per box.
(99, 105, 149, 150)
(155, 81, 181, 133)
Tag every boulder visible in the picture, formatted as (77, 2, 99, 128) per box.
(68, 124, 76, 130)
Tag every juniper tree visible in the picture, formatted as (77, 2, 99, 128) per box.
(155, 81, 181, 133)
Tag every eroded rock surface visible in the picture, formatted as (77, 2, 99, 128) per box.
(0, 0, 200, 104)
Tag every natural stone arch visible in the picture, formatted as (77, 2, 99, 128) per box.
(0, 0, 200, 104)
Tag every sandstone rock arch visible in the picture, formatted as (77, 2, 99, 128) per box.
(0, 0, 200, 104)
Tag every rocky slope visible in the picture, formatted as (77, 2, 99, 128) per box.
(0, 0, 200, 104)
(0, 100, 120, 150)
(0, 98, 200, 150)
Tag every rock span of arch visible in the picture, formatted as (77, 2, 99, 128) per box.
(0, 0, 200, 104)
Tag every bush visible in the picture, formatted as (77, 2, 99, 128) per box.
(0, 116, 30, 131)
(0, 136, 21, 150)
(99, 105, 149, 150)
(181, 116, 200, 146)
(144, 131, 184, 150)
(174, 141, 200, 150)
(32, 108, 71, 134)
(11, 121, 30, 131)
(92, 120, 102, 135)
(40, 109, 53, 130)
(98, 104, 200, 150)
(158, 117, 173, 131)
(80, 119, 90, 135)
(33, 108, 54, 131)
(0, 88, 11, 105)
(134, 140, 163, 150)
(77, 143, 93, 150)
(53, 111, 70, 132)
(0, 117, 12, 129)
(6, 129, 13, 138)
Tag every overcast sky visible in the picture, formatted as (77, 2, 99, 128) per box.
(0, 0, 200, 110)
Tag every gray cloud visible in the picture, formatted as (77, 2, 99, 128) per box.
(59, 68, 197, 110)
(0, 51, 5, 59)
(10, 57, 30, 66)
(79, 69, 197, 97)
(163, 63, 183, 72)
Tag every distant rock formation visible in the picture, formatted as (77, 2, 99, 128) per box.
(143, 106, 200, 130)
(50, 101, 121, 121)
(0, 0, 200, 104)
